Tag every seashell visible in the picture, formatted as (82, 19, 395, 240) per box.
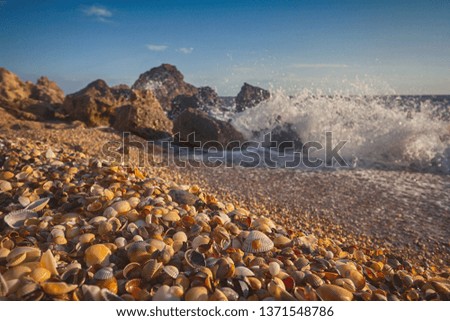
(333, 278, 356, 292)
(110, 200, 131, 214)
(61, 268, 87, 285)
(100, 288, 124, 301)
(185, 286, 209, 301)
(41, 282, 78, 296)
(0, 180, 12, 192)
(25, 197, 50, 212)
(3, 265, 32, 280)
(18, 196, 31, 207)
(81, 284, 102, 300)
(172, 231, 188, 243)
(305, 273, 324, 288)
(0, 274, 9, 297)
(268, 280, 296, 300)
(142, 259, 162, 281)
(94, 267, 114, 280)
(45, 148, 56, 159)
(0, 171, 14, 180)
(162, 210, 180, 222)
(79, 233, 96, 244)
(191, 235, 210, 249)
(163, 265, 179, 279)
(87, 201, 103, 212)
(269, 261, 281, 277)
(103, 207, 118, 218)
(220, 287, 239, 301)
(96, 277, 118, 294)
(84, 244, 111, 267)
(17, 282, 44, 300)
(209, 288, 228, 301)
(213, 257, 235, 280)
(316, 284, 354, 301)
(294, 257, 310, 270)
(153, 285, 183, 301)
(40, 249, 58, 276)
(273, 235, 292, 248)
(115, 237, 127, 248)
(127, 241, 150, 263)
(185, 249, 206, 268)
(345, 269, 365, 290)
(4, 210, 38, 229)
(30, 267, 52, 283)
(242, 230, 274, 253)
(6, 247, 41, 267)
(235, 266, 255, 277)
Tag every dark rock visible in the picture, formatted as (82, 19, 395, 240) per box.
(168, 189, 199, 206)
(30, 76, 64, 104)
(132, 64, 197, 112)
(260, 124, 303, 151)
(173, 108, 244, 150)
(113, 91, 172, 140)
(170, 86, 221, 119)
(235, 82, 270, 112)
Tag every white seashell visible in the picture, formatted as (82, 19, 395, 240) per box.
(242, 230, 274, 253)
(45, 148, 56, 159)
(4, 210, 38, 229)
(234, 266, 255, 277)
(269, 262, 281, 277)
(25, 197, 50, 212)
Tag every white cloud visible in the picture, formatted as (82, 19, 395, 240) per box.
(178, 47, 194, 54)
(147, 44, 168, 52)
(292, 63, 349, 68)
(83, 5, 112, 22)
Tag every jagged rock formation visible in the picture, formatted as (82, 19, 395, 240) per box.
(235, 82, 270, 112)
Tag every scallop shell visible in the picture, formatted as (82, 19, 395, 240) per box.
(6, 247, 41, 267)
(84, 244, 111, 267)
(305, 273, 324, 288)
(41, 282, 78, 296)
(242, 230, 274, 253)
(25, 197, 50, 212)
(4, 210, 38, 229)
(316, 284, 354, 301)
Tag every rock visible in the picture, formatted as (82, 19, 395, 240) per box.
(0, 68, 64, 120)
(113, 91, 172, 140)
(63, 79, 120, 127)
(132, 64, 197, 112)
(173, 108, 244, 150)
(235, 82, 270, 112)
(170, 86, 221, 119)
(168, 190, 199, 206)
(30, 77, 64, 104)
(260, 124, 303, 151)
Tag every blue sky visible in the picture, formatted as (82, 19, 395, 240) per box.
(0, 0, 449, 95)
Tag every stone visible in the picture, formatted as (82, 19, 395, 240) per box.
(235, 82, 270, 112)
(132, 64, 197, 112)
(173, 108, 244, 150)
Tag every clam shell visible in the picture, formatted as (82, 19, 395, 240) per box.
(242, 230, 274, 253)
(4, 210, 38, 229)
(316, 284, 354, 301)
(110, 200, 131, 214)
(333, 278, 357, 292)
(6, 247, 41, 267)
(30, 267, 52, 283)
(25, 197, 50, 212)
(0, 180, 12, 192)
(84, 244, 111, 267)
(185, 286, 208, 301)
(305, 273, 324, 288)
(127, 241, 150, 263)
(153, 285, 183, 301)
(41, 282, 78, 296)
(142, 259, 162, 281)
(234, 266, 255, 277)
(40, 249, 58, 276)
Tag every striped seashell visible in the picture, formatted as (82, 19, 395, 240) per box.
(234, 266, 255, 277)
(242, 230, 274, 253)
(94, 267, 114, 280)
(25, 197, 50, 212)
(163, 265, 179, 279)
(4, 210, 38, 229)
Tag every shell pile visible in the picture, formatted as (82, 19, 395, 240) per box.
(0, 139, 449, 301)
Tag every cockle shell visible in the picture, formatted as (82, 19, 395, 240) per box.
(242, 230, 274, 253)
(84, 244, 111, 267)
(41, 282, 78, 296)
(185, 286, 208, 301)
(4, 210, 38, 229)
(316, 284, 354, 301)
(25, 197, 50, 212)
